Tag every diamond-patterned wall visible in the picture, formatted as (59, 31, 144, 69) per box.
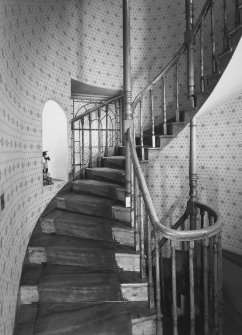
(148, 91, 242, 255)
(0, 0, 239, 333)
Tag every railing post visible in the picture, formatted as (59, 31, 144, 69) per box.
(155, 231, 163, 335)
(200, 17, 205, 92)
(223, 0, 231, 51)
(187, 118, 198, 229)
(235, 0, 241, 26)
(210, 0, 218, 74)
(123, 0, 133, 207)
(185, 0, 195, 107)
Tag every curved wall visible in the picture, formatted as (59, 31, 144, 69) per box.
(148, 90, 242, 255)
(0, 1, 190, 333)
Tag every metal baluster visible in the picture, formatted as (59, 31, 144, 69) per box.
(105, 105, 109, 157)
(140, 196, 146, 279)
(214, 234, 219, 334)
(185, 0, 195, 105)
(171, 241, 178, 335)
(223, 0, 231, 51)
(125, 131, 131, 207)
(71, 101, 75, 179)
(200, 208, 205, 228)
(203, 214, 209, 335)
(163, 76, 167, 135)
(200, 17, 205, 92)
(155, 231, 163, 334)
(119, 98, 124, 146)
(160, 246, 166, 314)
(130, 159, 135, 229)
(80, 117, 85, 179)
(218, 231, 223, 335)
(133, 176, 139, 250)
(150, 87, 155, 148)
(97, 109, 101, 167)
(189, 241, 195, 335)
(135, 181, 140, 250)
(147, 217, 155, 309)
(88, 114, 93, 168)
(235, 0, 241, 26)
(140, 100, 144, 160)
(208, 215, 214, 302)
(175, 62, 180, 122)
(115, 101, 120, 151)
(211, 0, 218, 74)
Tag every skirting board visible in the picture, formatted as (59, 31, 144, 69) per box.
(223, 244, 242, 256)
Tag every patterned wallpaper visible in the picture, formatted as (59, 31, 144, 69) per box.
(0, 0, 195, 333)
(0, 0, 238, 333)
(148, 91, 242, 254)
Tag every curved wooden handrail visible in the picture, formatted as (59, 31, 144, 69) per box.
(132, 0, 212, 112)
(71, 94, 124, 126)
(127, 128, 222, 242)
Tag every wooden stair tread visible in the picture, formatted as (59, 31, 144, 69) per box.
(102, 156, 126, 170)
(118, 271, 147, 284)
(41, 209, 123, 228)
(56, 192, 116, 218)
(72, 179, 124, 200)
(85, 167, 125, 184)
(115, 243, 136, 254)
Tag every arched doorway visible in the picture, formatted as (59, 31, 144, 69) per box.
(42, 100, 68, 183)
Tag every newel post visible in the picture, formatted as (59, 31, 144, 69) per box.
(123, 0, 133, 207)
(185, 0, 195, 107)
(188, 117, 198, 229)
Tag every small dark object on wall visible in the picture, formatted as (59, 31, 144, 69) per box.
(43, 151, 53, 185)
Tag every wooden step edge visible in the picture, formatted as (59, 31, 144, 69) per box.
(159, 135, 174, 139)
(40, 219, 134, 246)
(167, 121, 186, 126)
(27, 247, 139, 271)
(112, 205, 131, 224)
(131, 314, 156, 325)
(20, 282, 148, 304)
(206, 71, 221, 80)
(217, 47, 233, 59)
(228, 22, 242, 35)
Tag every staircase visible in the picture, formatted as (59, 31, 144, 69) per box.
(133, 0, 242, 161)
(14, 0, 240, 334)
(14, 155, 157, 335)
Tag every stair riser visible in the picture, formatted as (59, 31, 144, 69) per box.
(206, 74, 220, 92)
(20, 284, 148, 304)
(112, 227, 135, 246)
(41, 220, 134, 246)
(132, 317, 157, 335)
(101, 157, 125, 170)
(112, 206, 131, 224)
(72, 182, 119, 200)
(56, 197, 113, 219)
(146, 148, 160, 161)
(167, 123, 185, 136)
(218, 52, 232, 73)
(85, 168, 125, 185)
(159, 137, 173, 149)
(28, 248, 139, 271)
(230, 26, 242, 48)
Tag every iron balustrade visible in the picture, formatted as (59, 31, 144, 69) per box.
(71, 95, 124, 179)
(125, 127, 222, 335)
(132, 0, 240, 160)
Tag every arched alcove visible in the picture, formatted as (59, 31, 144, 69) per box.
(42, 100, 68, 182)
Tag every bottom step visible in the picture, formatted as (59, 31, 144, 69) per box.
(15, 302, 157, 335)
(20, 281, 148, 304)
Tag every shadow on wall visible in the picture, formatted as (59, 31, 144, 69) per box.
(42, 100, 68, 182)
